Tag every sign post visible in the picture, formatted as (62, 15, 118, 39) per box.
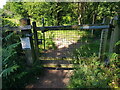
(20, 18, 35, 66)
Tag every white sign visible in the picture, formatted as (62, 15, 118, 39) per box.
(20, 37, 31, 49)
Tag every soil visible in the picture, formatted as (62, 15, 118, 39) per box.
(25, 35, 82, 88)
(41, 37, 83, 60)
(25, 70, 73, 88)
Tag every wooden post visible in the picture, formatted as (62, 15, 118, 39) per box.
(99, 17, 110, 59)
(109, 15, 120, 54)
(32, 22, 39, 60)
(20, 18, 35, 66)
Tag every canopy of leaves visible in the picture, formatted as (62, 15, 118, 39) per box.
(3, 2, 119, 26)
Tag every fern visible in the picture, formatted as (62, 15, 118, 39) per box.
(0, 65, 19, 77)
(1, 19, 28, 88)
(5, 42, 20, 49)
(115, 41, 120, 46)
(3, 32, 14, 41)
(2, 52, 17, 65)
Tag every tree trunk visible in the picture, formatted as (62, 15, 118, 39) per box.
(77, 2, 85, 25)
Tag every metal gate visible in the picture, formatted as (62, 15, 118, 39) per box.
(32, 17, 114, 70)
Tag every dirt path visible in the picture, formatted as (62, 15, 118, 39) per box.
(41, 37, 83, 60)
(26, 70, 73, 88)
(26, 34, 82, 88)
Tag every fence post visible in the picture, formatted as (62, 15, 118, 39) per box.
(32, 22, 39, 60)
(109, 15, 120, 54)
(20, 18, 35, 66)
(99, 17, 110, 59)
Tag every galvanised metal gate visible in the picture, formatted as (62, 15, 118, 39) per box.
(32, 17, 115, 70)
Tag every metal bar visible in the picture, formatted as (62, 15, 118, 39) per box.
(36, 24, 112, 31)
(32, 22, 39, 60)
(0, 24, 113, 31)
(42, 18, 46, 50)
(43, 67, 74, 70)
(40, 60, 72, 64)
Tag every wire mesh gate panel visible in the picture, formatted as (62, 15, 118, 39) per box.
(33, 18, 113, 69)
(40, 30, 83, 61)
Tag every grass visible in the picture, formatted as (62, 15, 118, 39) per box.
(68, 34, 120, 88)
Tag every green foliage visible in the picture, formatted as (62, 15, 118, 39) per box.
(68, 57, 119, 88)
(73, 41, 99, 58)
(1, 19, 42, 88)
(4, 2, 28, 18)
(1, 2, 120, 88)
(1, 18, 16, 27)
(1, 65, 19, 77)
(69, 35, 120, 88)
(37, 31, 57, 51)
(45, 32, 57, 50)
(72, 35, 100, 62)
(115, 41, 120, 46)
(2, 31, 22, 88)
(3, 2, 119, 26)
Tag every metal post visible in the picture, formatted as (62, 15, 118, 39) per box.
(20, 18, 35, 66)
(32, 22, 39, 60)
(42, 18, 46, 51)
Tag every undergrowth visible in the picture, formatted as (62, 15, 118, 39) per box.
(68, 35, 120, 88)
(1, 18, 43, 88)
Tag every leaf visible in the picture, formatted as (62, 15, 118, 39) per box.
(3, 52, 17, 65)
(6, 42, 20, 49)
(0, 65, 19, 77)
(4, 32, 14, 41)
(115, 41, 120, 46)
